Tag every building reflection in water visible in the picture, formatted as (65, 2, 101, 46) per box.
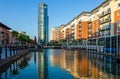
(1, 49, 120, 79)
(37, 50, 48, 79)
(0, 54, 31, 79)
(50, 49, 120, 79)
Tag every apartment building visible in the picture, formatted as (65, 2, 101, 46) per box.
(50, 25, 65, 41)
(0, 22, 11, 46)
(87, 0, 120, 52)
(75, 12, 91, 45)
(50, 27, 59, 41)
(65, 20, 75, 43)
(51, 0, 120, 50)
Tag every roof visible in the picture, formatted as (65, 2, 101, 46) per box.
(0, 22, 11, 30)
(91, 0, 109, 13)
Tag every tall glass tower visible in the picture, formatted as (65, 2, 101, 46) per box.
(38, 2, 49, 45)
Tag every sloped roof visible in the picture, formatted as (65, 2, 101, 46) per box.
(0, 22, 11, 30)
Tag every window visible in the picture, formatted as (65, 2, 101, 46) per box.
(118, 3, 120, 7)
(107, 8, 111, 13)
(117, 20, 120, 28)
(102, 11, 104, 15)
(107, 15, 111, 20)
(118, 12, 120, 16)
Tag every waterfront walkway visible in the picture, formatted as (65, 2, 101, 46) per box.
(0, 49, 29, 72)
(0, 45, 39, 73)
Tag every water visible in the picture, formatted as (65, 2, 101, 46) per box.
(1, 49, 120, 79)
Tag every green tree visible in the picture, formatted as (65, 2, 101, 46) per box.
(60, 39, 66, 43)
(17, 34, 34, 44)
(27, 38, 34, 44)
(12, 30, 19, 37)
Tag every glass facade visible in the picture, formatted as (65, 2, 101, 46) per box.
(38, 2, 49, 45)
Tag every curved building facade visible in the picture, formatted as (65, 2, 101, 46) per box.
(38, 2, 49, 45)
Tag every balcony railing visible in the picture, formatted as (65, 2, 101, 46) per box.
(88, 35, 92, 38)
(88, 21, 92, 24)
(100, 25, 110, 31)
(99, 31, 110, 37)
(100, 11, 111, 18)
(88, 30, 92, 34)
(88, 25, 92, 29)
(100, 18, 111, 25)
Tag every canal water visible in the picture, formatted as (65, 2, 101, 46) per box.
(1, 49, 120, 79)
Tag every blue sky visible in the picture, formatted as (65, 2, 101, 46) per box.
(0, 0, 104, 39)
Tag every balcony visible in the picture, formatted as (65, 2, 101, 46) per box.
(88, 25, 92, 29)
(88, 30, 92, 34)
(88, 34, 92, 38)
(92, 33, 96, 37)
(100, 33, 104, 37)
(100, 11, 111, 18)
(100, 27, 104, 31)
(96, 32, 99, 37)
(105, 25, 110, 30)
(79, 33, 82, 36)
(79, 21, 82, 24)
(79, 28, 82, 31)
(71, 29, 74, 32)
(88, 21, 92, 24)
(96, 28, 100, 33)
(100, 25, 110, 32)
(99, 31, 110, 37)
(100, 18, 111, 25)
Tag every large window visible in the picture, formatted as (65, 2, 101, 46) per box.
(118, 3, 120, 7)
(118, 12, 120, 16)
(117, 20, 120, 32)
(117, 20, 120, 27)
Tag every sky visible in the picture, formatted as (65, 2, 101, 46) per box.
(0, 0, 104, 39)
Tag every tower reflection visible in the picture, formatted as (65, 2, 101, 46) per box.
(37, 50, 48, 79)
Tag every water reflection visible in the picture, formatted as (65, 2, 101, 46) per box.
(50, 49, 120, 79)
(0, 53, 31, 79)
(37, 50, 48, 79)
(1, 49, 120, 79)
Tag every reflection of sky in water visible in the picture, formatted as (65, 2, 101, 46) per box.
(1, 49, 120, 79)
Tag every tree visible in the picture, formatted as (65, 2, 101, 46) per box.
(17, 34, 33, 44)
(76, 39, 82, 45)
(60, 39, 66, 43)
(29, 39, 34, 44)
(12, 30, 19, 37)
